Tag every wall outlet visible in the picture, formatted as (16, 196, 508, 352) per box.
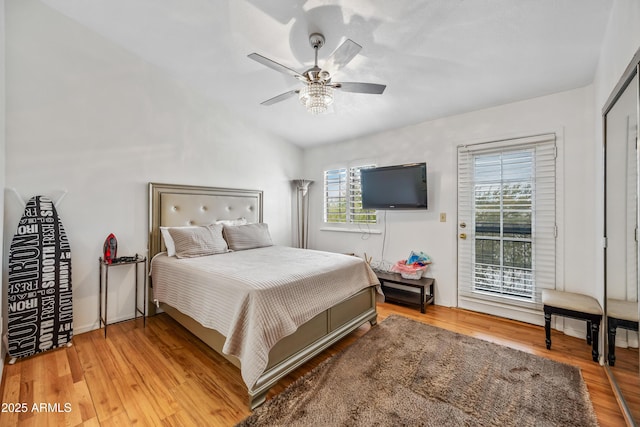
(439, 212, 446, 222)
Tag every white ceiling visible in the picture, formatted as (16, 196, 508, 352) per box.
(40, 0, 613, 147)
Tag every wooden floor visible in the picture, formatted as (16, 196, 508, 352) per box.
(0, 302, 631, 426)
(609, 346, 640, 423)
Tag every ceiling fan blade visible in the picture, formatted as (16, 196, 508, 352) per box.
(248, 53, 306, 81)
(261, 89, 299, 106)
(322, 39, 361, 74)
(332, 82, 386, 94)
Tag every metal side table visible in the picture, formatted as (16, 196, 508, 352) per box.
(98, 255, 147, 338)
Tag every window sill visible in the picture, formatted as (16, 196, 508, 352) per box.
(320, 227, 382, 234)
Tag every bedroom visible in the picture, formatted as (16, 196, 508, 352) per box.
(0, 0, 639, 425)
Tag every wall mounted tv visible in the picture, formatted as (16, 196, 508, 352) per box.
(361, 163, 428, 210)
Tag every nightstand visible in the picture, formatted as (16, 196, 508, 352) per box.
(98, 255, 147, 337)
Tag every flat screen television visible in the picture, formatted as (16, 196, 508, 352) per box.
(361, 163, 428, 209)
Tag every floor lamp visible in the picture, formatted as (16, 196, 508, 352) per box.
(293, 179, 313, 248)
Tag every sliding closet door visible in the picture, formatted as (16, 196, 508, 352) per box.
(604, 70, 640, 424)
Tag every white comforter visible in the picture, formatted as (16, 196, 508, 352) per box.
(150, 246, 379, 390)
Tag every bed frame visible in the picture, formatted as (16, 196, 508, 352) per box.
(147, 182, 378, 408)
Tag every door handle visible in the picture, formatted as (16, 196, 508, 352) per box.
(459, 233, 467, 240)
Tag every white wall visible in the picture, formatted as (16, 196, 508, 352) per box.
(3, 0, 302, 334)
(303, 85, 595, 327)
(594, 0, 640, 107)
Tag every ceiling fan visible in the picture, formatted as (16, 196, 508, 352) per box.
(248, 33, 386, 115)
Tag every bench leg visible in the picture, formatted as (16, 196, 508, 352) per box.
(608, 319, 617, 366)
(591, 322, 600, 362)
(586, 320, 592, 345)
(544, 312, 552, 349)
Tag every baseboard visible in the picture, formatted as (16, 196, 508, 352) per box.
(75, 312, 145, 335)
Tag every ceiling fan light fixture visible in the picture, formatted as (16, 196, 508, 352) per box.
(299, 82, 333, 115)
(249, 33, 385, 112)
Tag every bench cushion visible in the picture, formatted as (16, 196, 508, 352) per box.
(542, 289, 602, 315)
(607, 299, 639, 322)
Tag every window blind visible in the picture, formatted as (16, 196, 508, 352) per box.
(349, 165, 376, 224)
(625, 126, 638, 298)
(324, 165, 376, 224)
(458, 134, 556, 310)
(324, 168, 347, 223)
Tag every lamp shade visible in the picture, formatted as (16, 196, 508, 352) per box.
(292, 179, 313, 196)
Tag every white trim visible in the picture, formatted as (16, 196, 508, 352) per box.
(457, 132, 557, 151)
(458, 296, 544, 325)
(320, 227, 382, 234)
(457, 133, 557, 318)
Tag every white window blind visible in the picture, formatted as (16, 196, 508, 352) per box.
(324, 168, 347, 223)
(324, 165, 376, 224)
(625, 129, 638, 297)
(458, 134, 556, 310)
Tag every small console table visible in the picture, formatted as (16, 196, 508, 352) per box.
(99, 255, 147, 338)
(375, 270, 434, 313)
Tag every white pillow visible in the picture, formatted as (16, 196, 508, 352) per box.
(168, 224, 229, 259)
(161, 221, 248, 256)
(215, 217, 248, 226)
(223, 223, 273, 251)
(160, 226, 198, 257)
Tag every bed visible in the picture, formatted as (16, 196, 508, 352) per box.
(147, 183, 379, 409)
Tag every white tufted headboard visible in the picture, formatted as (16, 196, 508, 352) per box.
(148, 182, 263, 259)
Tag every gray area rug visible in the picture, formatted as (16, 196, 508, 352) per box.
(238, 315, 598, 427)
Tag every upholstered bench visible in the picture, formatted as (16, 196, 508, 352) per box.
(542, 289, 603, 362)
(607, 298, 639, 366)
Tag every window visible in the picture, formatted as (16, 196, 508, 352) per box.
(458, 134, 556, 310)
(324, 165, 377, 224)
(473, 150, 534, 299)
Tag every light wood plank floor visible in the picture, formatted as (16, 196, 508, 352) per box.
(0, 303, 629, 426)
(609, 346, 640, 423)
